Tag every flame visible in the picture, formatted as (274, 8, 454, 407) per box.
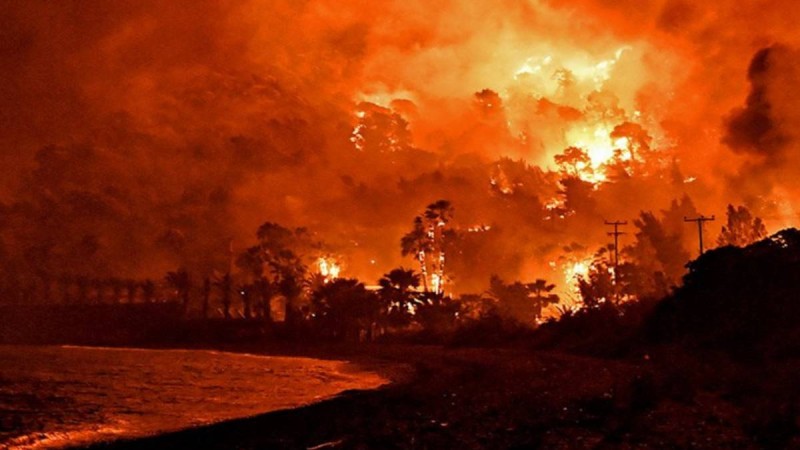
(317, 257, 341, 283)
(562, 257, 592, 298)
(430, 273, 442, 294)
(564, 124, 631, 183)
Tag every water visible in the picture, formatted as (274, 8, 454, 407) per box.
(0, 345, 389, 449)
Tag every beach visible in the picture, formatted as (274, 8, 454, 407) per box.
(0, 345, 393, 450)
(79, 344, 773, 449)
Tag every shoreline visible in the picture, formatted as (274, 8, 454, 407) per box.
(12, 342, 792, 449)
(77, 346, 649, 450)
(0, 343, 413, 450)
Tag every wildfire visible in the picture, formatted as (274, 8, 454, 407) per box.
(317, 257, 341, 283)
(560, 257, 592, 300)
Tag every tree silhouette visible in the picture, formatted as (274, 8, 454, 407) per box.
(717, 204, 767, 247)
(486, 275, 555, 325)
(377, 267, 421, 326)
(254, 277, 275, 321)
(238, 222, 314, 324)
(555, 146, 592, 178)
(528, 279, 560, 319)
(311, 278, 382, 340)
(401, 216, 431, 292)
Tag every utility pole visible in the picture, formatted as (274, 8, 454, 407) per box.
(684, 215, 715, 256)
(604, 220, 627, 270)
(604, 220, 627, 304)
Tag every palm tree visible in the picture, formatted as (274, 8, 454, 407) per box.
(311, 278, 381, 340)
(424, 200, 454, 294)
(377, 267, 421, 326)
(401, 216, 431, 292)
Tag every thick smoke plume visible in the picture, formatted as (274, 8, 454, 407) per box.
(1, 0, 799, 297)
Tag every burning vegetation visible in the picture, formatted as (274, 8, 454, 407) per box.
(0, 1, 799, 333)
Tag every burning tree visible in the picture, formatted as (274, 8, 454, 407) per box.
(401, 200, 455, 295)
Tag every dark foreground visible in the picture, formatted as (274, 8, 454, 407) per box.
(77, 344, 796, 450)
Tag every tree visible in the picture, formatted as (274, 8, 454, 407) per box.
(401, 216, 431, 292)
(311, 278, 382, 340)
(555, 146, 592, 179)
(401, 200, 454, 294)
(254, 277, 275, 321)
(237, 222, 314, 324)
(377, 267, 421, 327)
(576, 255, 615, 310)
(486, 275, 557, 326)
(627, 209, 690, 283)
(717, 204, 767, 247)
(456, 293, 496, 321)
(413, 291, 459, 334)
(528, 279, 560, 319)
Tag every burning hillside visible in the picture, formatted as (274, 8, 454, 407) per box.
(1, 0, 799, 308)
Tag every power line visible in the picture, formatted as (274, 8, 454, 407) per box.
(684, 215, 715, 256)
(604, 220, 627, 269)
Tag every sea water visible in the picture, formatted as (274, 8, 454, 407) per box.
(0, 345, 388, 449)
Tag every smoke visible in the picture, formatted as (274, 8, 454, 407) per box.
(724, 46, 793, 159)
(1, 0, 799, 294)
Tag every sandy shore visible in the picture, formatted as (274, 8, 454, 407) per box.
(73, 343, 778, 449)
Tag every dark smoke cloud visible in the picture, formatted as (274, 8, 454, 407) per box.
(724, 46, 791, 158)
